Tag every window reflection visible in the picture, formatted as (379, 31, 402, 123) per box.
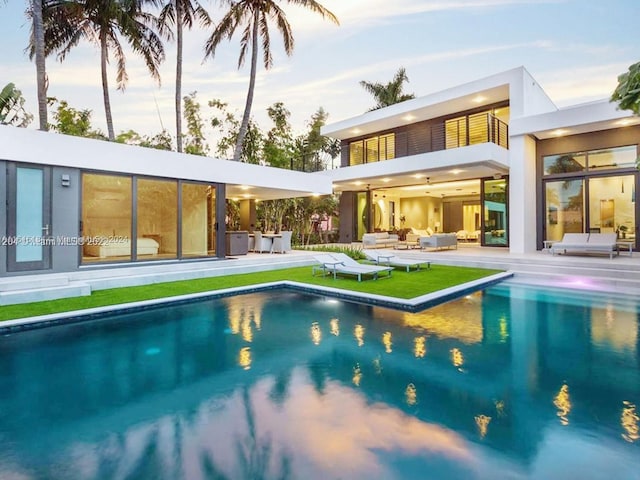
(238, 347, 252, 370)
(354, 324, 365, 347)
(553, 384, 571, 426)
(405, 383, 417, 406)
(413, 336, 426, 358)
(136, 178, 177, 260)
(382, 331, 392, 353)
(181, 183, 216, 258)
(621, 401, 639, 443)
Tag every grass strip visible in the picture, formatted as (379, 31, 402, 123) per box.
(0, 264, 502, 321)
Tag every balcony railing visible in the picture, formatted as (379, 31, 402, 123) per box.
(431, 113, 509, 151)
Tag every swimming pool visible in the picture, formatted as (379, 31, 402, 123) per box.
(0, 281, 638, 479)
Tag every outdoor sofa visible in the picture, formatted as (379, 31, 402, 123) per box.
(419, 233, 458, 251)
(550, 232, 619, 259)
(312, 253, 393, 281)
(362, 232, 399, 248)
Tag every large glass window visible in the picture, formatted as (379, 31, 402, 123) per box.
(483, 178, 508, 246)
(588, 175, 635, 243)
(587, 146, 637, 170)
(181, 183, 216, 258)
(137, 178, 178, 260)
(82, 174, 132, 262)
(350, 142, 364, 165)
(544, 179, 585, 241)
(349, 134, 395, 165)
(544, 146, 636, 175)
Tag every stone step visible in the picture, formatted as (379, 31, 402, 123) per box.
(0, 275, 69, 292)
(0, 283, 91, 306)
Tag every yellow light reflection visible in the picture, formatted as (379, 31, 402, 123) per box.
(330, 318, 340, 336)
(499, 317, 509, 343)
(414, 336, 426, 358)
(405, 383, 417, 406)
(494, 400, 506, 418)
(383, 331, 392, 353)
(352, 364, 362, 386)
(238, 347, 252, 370)
(354, 324, 365, 347)
(242, 320, 253, 343)
(621, 401, 639, 443)
(475, 415, 491, 439)
(311, 322, 322, 345)
(372, 356, 382, 375)
(553, 384, 571, 425)
(450, 348, 464, 369)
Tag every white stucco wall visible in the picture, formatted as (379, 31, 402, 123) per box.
(508, 134, 538, 253)
(0, 126, 332, 197)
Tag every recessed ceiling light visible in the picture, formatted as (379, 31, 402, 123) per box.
(449, 169, 464, 175)
(412, 174, 424, 179)
(402, 114, 416, 121)
(382, 178, 391, 183)
(616, 118, 635, 126)
(240, 185, 251, 191)
(551, 129, 568, 136)
(472, 95, 487, 103)
(354, 181, 363, 186)
(351, 128, 362, 134)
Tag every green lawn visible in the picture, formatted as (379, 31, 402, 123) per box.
(0, 264, 502, 321)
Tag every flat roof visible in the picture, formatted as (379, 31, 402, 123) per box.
(0, 126, 333, 200)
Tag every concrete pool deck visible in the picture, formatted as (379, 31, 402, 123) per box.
(2, 244, 640, 329)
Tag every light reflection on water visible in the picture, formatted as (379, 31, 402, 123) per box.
(0, 283, 638, 479)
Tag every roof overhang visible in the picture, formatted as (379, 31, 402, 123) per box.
(0, 126, 332, 200)
(316, 143, 509, 194)
(510, 99, 640, 140)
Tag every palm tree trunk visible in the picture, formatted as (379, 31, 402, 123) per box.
(232, 10, 259, 162)
(100, 31, 115, 141)
(175, 1, 183, 152)
(32, 0, 48, 131)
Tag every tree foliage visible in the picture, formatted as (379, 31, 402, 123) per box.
(203, 0, 338, 161)
(157, 0, 211, 152)
(183, 91, 209, 155)
(38, 0, 165, 141)
(611, 61, 640, 115)
(48, 97, 106, 138)
(0, 83, 33, 127)
(360, 67, 416, 111)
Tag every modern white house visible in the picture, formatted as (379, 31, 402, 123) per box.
(320, 66, 640, 254)
(0, 126, 332, 278)
(1, 65, 639, 281)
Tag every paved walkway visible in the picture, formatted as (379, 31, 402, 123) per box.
(1, 243, 639, 306)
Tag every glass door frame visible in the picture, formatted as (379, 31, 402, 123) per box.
(7, 163, 52, 272)
(542, 171, 639, 251)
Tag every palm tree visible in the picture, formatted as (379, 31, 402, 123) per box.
(360, 67, 416, 111)
(32, 0, 48, 130)
(39, 0, 165, 141)
(157, 0, 211, 153)
(17, 0, 48, 129)
(0, 82, 34, 127)
(204, 0, 338, 162)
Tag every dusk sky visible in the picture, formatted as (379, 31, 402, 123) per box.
(1, 0, 639, 148)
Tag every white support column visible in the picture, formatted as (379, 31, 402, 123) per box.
(508, 134, 538, 254)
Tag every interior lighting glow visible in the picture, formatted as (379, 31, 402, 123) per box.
(472, 95, 487, 103)
(414, 336, 426, 358)
(310, 322, 322, 345)
(551, 129, 569, 137)
(352, 364, 362, 386)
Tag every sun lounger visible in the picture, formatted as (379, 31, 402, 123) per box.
(550, 232, 619, 259)
(361, 249, 431, 272)
(312, 253, 393, 281)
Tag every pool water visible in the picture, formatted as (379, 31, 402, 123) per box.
(0, 282, 639, 479)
